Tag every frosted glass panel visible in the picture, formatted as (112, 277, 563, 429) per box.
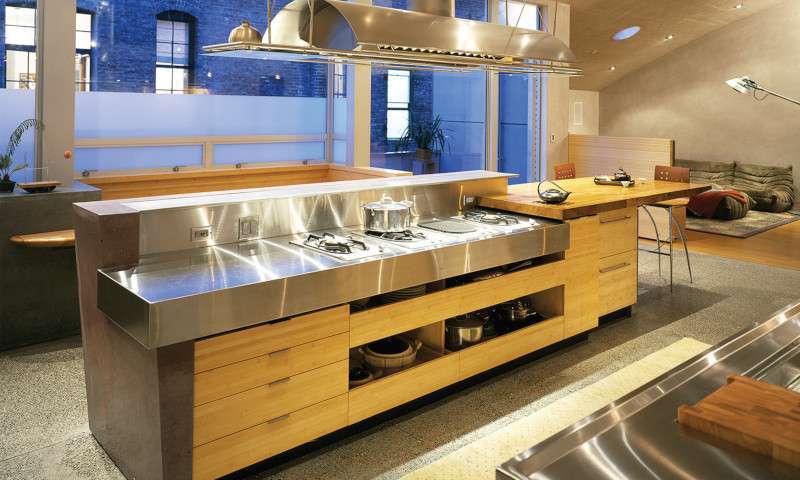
(74, 145, 203, 172)
(213, 143, 325, 165)
(75, 93, 327, 138)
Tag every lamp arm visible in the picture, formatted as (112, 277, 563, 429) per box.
(753, 86, 800, 107)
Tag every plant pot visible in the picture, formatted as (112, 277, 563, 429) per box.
(0, 180, 16, 193)
(415, 148, 434, 162)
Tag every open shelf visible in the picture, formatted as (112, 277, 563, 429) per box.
(349, 256, 567, 347)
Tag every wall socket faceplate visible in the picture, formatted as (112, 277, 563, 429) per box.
(238, 216, 261, 240)
(190, 226, 213, 243)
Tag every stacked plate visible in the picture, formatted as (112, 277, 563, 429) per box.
(379, 284, 427, 304)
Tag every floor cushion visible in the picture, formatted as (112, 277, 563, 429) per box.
(732, 163, 795, 213)
(675, 159, 735, 186)
(713, 191, 755, 220)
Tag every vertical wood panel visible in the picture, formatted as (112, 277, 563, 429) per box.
(568, 134, 674, 180)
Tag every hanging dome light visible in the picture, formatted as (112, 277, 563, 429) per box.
(228, 20, 263, 43)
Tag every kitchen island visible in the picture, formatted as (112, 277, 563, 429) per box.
(73, 172, 708, 480)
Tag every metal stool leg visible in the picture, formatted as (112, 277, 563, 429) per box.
(668, 207, 674, 292)
(640, 206, 662, 278)
(669, 207, 693, 284)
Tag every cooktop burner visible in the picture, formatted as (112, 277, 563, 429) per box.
(464, 210, 520, 225)
(291, 232, 386, 261)
(306, 232, 367, 253)
(366, 230, 427, 242)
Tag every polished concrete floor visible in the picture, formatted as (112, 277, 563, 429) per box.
(2, 249, 799, 480)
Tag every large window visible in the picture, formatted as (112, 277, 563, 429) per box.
(4, 5, 36, 89)
(1, 2, 37, 182)
(499, 0, 540, 29)
(155, 13, 192, 94)
(386, 69, 410, 139)
(4, 6, 92, 90)
(72, 0, 340, 175)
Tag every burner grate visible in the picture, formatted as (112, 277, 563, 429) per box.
(305, 232, 367, 254)
(464, 210, 520, 225)
(366, 230, 426, 242)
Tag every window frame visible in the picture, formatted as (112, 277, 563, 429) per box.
(155, 14, 193, 95)
(4, 6, 94, 91)
(385, 69, 411, 140)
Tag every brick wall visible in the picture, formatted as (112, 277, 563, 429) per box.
(2, 0, 328, 96)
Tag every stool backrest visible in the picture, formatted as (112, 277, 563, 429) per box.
(554, 162, 576, 180)
(655, 165, 690, 184)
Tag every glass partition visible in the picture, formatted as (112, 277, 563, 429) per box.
(370, 0, 489, 174)
(1, 1, 38, 183)
(72, 0, 339, 176)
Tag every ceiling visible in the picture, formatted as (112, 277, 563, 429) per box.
(565, 0, 785, 91)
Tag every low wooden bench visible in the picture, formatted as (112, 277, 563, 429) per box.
(9, 229, 76, 248)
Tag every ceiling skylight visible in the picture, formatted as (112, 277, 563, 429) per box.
(612, 26, 641, 41)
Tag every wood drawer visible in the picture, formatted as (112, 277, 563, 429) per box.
(349, 260, 564, 347)
(193, 394, 348, 480)
(458, 316, 565, 380)
(194, 333, 348, 406)
(598, 207, 637, 258)
(598, 250, 638, 316)
(194, 360, 348, 446)
(194, 305, 349, 373)
(348, 353, 460, 425)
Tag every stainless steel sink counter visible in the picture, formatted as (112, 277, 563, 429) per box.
(99, 219, 569, 349)
(497, 301, 800, 480)
(91, 172, 571, 349)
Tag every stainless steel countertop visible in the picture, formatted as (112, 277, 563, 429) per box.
(498, 301, 800, 480)
(98, 217, 570, 349)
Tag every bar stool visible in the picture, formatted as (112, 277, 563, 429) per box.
(639, 165, 693, 291)
(554, 162, 576, 180)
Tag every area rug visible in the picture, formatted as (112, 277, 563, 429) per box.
(686, 210, 800, 238)
(399, 337, 710, 480)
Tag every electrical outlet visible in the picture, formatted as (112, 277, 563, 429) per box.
(238, 216, 261, 240)
(550, 133, 557, 143)
(191, 226, 213, 243)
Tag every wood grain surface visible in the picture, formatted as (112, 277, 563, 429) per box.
(678, 375, 800, 467)
(478, 178, 710, 220)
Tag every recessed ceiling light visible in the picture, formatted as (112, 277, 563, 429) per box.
(612, 26, 641, 42)
(734, 3, 744, 9)
(664, 34, 674, 41)
(609, 65, 617, 71)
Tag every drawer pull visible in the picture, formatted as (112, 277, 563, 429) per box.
(268, 377, 291, 387)
(267, 414, 290, 424)
(600, 262, 631, 274)
(600, 215, 632, 224)
(268, 348, 290, 357)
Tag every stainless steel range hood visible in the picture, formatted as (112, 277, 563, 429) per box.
(204, 0, 581, 76)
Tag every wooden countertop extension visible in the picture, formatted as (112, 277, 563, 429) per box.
(478, 178, 711, 220)
(10, 229, 76, 248)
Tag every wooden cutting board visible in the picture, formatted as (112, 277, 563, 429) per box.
(678, 375, 800, 467)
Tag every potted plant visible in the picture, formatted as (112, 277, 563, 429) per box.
(397, 115, 449, 162)
(1, 119, 40, 193)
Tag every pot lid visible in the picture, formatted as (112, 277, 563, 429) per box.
(364, 195, 411, 211)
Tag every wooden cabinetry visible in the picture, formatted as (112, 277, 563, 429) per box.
(193, 395, 348, 480)
(192, 305, 350, 479)
(596, 207, 638, 316)
(599, 250, 638, 316)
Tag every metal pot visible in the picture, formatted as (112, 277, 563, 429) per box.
(445, 314, 485, 350)
(362, 194, 414, 232)
(496, 298, 535, 330)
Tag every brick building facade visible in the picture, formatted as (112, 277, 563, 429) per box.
(2, 0, 487, 155)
